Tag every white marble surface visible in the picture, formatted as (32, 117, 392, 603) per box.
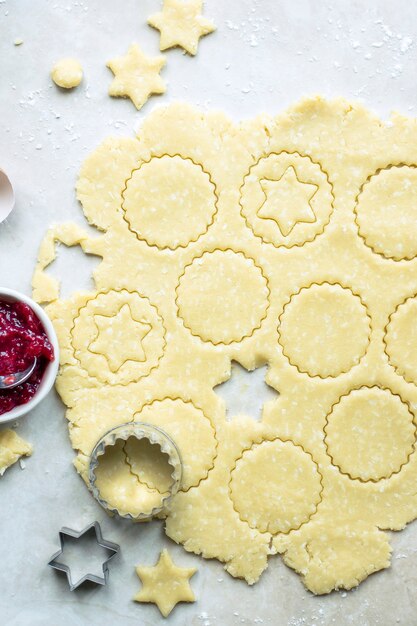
(1, 0, 417, 624)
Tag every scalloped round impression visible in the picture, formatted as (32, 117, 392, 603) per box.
(355, 165, 417, 261)
(240, 151, 334, 248)
(71, 289, 165, 384)
(122, 155, 217, 249)
(230, 439, 323, 534)
(324, 387, 416, 482)
(176, 250, 270, 345)
(278, 283, 371, 378)
(133, 398, 217, 490)
(385, 295, 417, 386)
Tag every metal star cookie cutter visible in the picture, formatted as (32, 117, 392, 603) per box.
(88, 422, 183, 521)
(48, 521, 120, 591)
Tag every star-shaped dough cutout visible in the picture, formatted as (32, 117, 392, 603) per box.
(134, 549, 196, 617)
(107, 44, 166, 110)
(257, 166, 318, 236)
(89, 304, 151, 372)
(148, 0, 216, 56)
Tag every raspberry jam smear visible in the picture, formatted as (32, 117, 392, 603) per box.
(0, 300, 54, 415)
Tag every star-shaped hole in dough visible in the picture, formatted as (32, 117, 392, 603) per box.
(214, 361, 279, 422)
(257, 166, 318, 237)
(107, 44, 166, 110)
(134, 549, 196, 617)
(89, 303, 151, 373)
(148, 0, 216, 56)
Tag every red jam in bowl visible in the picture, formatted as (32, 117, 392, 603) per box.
(0, 300, 54, 415)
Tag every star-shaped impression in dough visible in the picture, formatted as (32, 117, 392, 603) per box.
(134, 549, 197, 617)
(89, 303, 151, 373)
(257, 166, 318, 237)
(107, 44, 166, 110)
(148, 0, 216, 56)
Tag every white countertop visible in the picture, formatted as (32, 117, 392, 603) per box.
(1, 1, 417, 624)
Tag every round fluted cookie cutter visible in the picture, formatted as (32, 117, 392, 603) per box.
(88, 422, 183, 521)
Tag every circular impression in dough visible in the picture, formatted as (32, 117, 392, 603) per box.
(71, 289, 165, 385)
(230, 439, 323, 534)
(355, 166, 417, 261)
(122, 155, 217, 249)
(278, 282, 371, 378)
(324, 387, 416, 481)
(240, 152, 334, 248)
(51, 58, 83, 89)
(384, 295, 417, 386)
(133, 399, 217, 491)
(176, 249, 269, 345)
(89, 422, 182, 520)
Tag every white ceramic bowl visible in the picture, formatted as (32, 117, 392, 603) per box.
(0, 287, 59, 424)
(0, 169, 15, 223)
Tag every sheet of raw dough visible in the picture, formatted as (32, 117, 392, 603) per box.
(33, 97, 417, 594)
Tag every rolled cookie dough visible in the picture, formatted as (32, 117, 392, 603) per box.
(33, 97, 417, 595)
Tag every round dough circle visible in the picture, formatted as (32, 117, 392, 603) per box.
(355, 166, 417, 260)
(325, 387, 416, 481)
(230, 439, 322, 534)
(71, 290, 165, 384)
(134, 399, 217, 490)
(278, 283, 371, 378)
(51, 58, 83, 89)
(176, 250, 269, 345)
(240, 152, 334, 248)
(385, 295, 417, 385)
(122, 155, 217, 249)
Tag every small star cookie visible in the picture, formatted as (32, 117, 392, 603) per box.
(107, 44, 166, 110)
(148, 0, 216, 56)
(134, 549, 196, 617)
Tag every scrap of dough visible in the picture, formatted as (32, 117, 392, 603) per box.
(33, 97, 417, 595)
(0, 429, 32, 476)
(51, 58, 83, 89)
(148, 0, 215, 55)
(107, 44, 166, 110)
(134, 549, 196, 617)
